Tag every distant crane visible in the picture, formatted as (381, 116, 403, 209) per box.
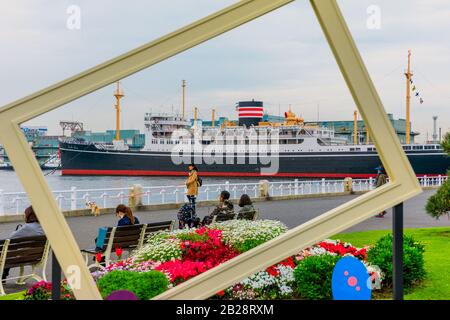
(59, 121, 83, 136)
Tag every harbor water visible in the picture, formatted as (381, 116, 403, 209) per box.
(0, 170, 276, 193)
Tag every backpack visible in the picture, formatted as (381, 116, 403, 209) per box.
(197, 176, 203, 187)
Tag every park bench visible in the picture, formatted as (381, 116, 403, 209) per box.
(82, 224, 145, 268)
(209, 209, 260, 224)
(211, 213, 237, 224)
(0, 235, 50, 296)
(82, 220, 175, 268)
(141, 220, 175, 245)
(237, 209, 259, 221)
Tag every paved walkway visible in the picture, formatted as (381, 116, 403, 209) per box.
(1, 189, 448, 294)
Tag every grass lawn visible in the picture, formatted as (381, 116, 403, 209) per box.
(333, 226, 450, 300)
(0, 291, 25, 300)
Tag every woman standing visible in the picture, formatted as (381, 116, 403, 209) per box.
(185, 164, 199, 213)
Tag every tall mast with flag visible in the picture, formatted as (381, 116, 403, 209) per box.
(405, 50, 425, 144)
(405, 50, 412, 145)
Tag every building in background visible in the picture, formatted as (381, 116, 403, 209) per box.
(306, 113, 419, 144)
(72, 129, 145, 150)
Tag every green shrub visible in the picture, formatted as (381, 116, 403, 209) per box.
(97, 270, 169, 300)
(426, 132, 450, 219)
(367, 234, 425, 288)
(293, 254, 340, 300)
(426, 177, 450, 219)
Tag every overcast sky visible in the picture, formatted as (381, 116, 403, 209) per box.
(0, 0, 449, 142)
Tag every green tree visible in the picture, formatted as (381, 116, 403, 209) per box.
(442, 132, 450, 154)
(426, 132, 450, 219)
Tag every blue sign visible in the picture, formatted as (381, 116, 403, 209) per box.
(332, 256, 371, 300)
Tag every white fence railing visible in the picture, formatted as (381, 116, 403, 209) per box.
(0, 175, 447, 216)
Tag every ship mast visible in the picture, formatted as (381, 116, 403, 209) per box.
(353, 110, 358, 145)
(114, 82, 124, 141)
(193, 107, 198, 129)
(182, 80, 186, 119)
(212, 109, 215, 128)
(405, 50, 413, 144)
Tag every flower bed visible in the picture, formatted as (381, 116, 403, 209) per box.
(23, 280, 75, 300)
(22, 220, 425, 300)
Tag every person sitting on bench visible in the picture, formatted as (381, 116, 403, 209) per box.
(93, 204, 140, 258)
(2, 206, 44, 283)
(115, 204, 140, 226)
(237, 194, 255, 219)
(202, 191, 234, 225)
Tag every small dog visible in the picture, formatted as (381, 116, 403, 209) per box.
(86, 201, 101, 217)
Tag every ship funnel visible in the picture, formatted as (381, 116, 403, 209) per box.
(237, 100, 264, 127)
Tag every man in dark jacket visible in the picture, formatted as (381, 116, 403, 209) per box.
(202, 190, 234, 225)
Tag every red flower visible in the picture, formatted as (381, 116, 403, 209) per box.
(95, 252, 103, 263)
(317, 241, 361, 258)
(155, 227, 238, 285)
(266, 265, 279, 277)
(279, 256, 296, 268)
(217, 290, 225, 297)
(115, 247, 123, 258)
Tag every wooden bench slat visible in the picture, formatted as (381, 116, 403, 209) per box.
(146, 221, 173, 227)
(6, 247, 45, 258)
(114, 229, 143, 237)
(8, 235, 47, 244)
(112, 235, 142, 244)
(6, 254, 44, 266)
(6, 241, 47, 250)
(112, 241, 140, 249)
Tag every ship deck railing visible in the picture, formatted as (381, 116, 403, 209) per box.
(0, 175, 447, 216)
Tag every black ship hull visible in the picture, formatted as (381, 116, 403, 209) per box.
(59, 142, 450, 178)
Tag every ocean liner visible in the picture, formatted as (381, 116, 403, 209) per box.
(59, 92, 449, 178)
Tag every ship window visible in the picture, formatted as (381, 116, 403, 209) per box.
(424, 145, 433, 150)
(350, 148, 355, 151)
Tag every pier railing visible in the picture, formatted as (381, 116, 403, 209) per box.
(0, 175, 447, 216)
